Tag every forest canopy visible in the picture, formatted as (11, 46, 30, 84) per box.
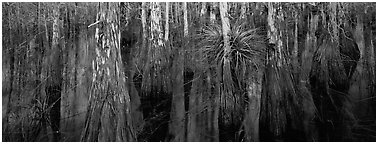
(1, 2, 376, 142)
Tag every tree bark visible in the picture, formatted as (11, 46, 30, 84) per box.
(219, 2, 236, 140)
(150, 2, 164, 63)
(243, 71, 263, 141)
(80, 2, 134, 141)
(300, 9, 318, 84)
(240, 2, 263, 141)
(210, 3, 216, 23)
(139, 2, 149, 69)
(349, 13, 369, 119)
(265, 2, 289, 139)
(183, 2, 188, 37)
(3, 6, 14, 141)
(165, 2, 170, 42)
(175, 2, 179, 23)
(200, 2, 206, 19)
(45, 3, 63, 141)
(292, 5, 299, 80)
(141, 2, 147, 51)
(240, 2, 246, 20)
(299, 4, 318, 141)
(330, 3, 339, 43)
(267, 2, 284, 66)
(142, 2, 165, 93)
(169, 2, 186, 141)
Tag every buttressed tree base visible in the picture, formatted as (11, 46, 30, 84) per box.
(2, 2, 376, 142)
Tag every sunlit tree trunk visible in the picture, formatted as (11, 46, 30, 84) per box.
(150, 2, 164, 57)
(142, 2, 165, 93)
(165, 2, 169, 42)
(267, 2, 284, 66)
(219, 2, 236, 141)
(330, 3, 338, 43)
(200, 2, 206, 20)
(175, 2, 179, 23)
(210, 3, 216, 23)
(183, 2, 188, 37)
(240, 2, 246, 20)
(140, 2, 147, 66)
(264, 2, 287, 140)
(80, 2, 134, 141)
(141, 2, 147, 48)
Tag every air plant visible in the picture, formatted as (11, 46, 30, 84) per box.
(197, 20, 266, 88)
(196, 20, 267, 132)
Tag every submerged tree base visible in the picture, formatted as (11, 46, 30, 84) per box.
(1, 2, 375, 142)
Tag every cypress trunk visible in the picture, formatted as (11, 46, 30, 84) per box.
(80, 2, 134, 141)
(169, 2, 186, 141)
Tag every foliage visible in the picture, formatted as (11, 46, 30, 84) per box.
(2, 2, 376, 142)
(197, 20, 266, 85)
(196, 18, 267, 139)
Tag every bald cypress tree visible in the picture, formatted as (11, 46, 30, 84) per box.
(81, 2, 134, 141)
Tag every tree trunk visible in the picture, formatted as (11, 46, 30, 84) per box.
(169, 2, 185, 141)
(165, 2, 169, 42)
(187, 72, 198, 141)
(300, 10, 318, 84)
(210, 3, 216, 23)
(240, 2, 246, 20)
(292, 5, 299, 81)
(59, 4, 91, 141)
(243, 71, 263, 141)
(264, 2, 290, 139)
(45, 3, 63, 141)
(183, 2, 188, 37)
(267, 2, 284, 66)
(142, 2, 165, 93)
(299, 4, 318, 141)
(3, 7, 14, 141)
(200, 2, 206, 19)
(141, 2, 147, 48)
(175, 2, 179, 23)
(219, 2, 236, 141)
(349, 13, 369, 119)
(330, 3, 338, 43)
(150, 2, 164, 50)
(140, 2, 147, 65)
(80, 2, 134, 141)
(182, 2, 193, 141)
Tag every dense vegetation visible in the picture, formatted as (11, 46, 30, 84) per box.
(2, 2, 376, 142)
